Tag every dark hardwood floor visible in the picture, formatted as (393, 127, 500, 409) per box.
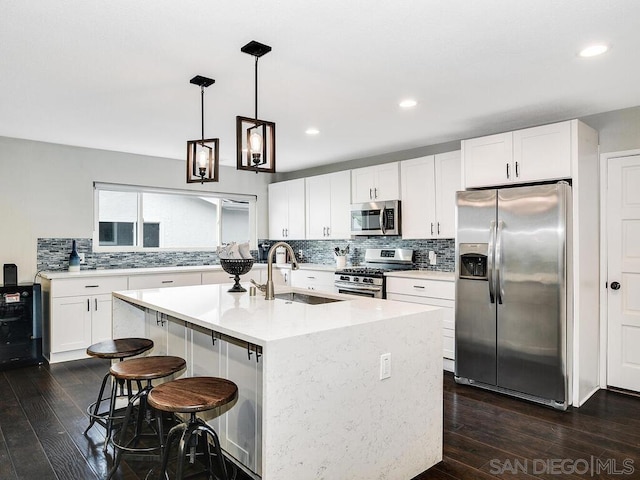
(1, 359, 639, 479)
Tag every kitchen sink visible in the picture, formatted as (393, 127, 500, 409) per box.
(274, 292, 344, 305)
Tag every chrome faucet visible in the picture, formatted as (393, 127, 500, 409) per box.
(264, 241, 299, 300)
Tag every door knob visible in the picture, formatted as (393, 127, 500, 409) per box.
(611, 281, 621, 290)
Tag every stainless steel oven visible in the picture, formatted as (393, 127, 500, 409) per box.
(334, 248, 413, 299)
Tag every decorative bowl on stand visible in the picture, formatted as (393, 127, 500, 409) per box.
(219, 258, 254, 292)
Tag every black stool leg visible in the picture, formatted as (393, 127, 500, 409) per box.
(158, 422, 187, 480)
(103, 377, 119, 453)
(84, 371, 111, 434)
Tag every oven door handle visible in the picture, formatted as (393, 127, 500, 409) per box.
(334, 281, 382, 292)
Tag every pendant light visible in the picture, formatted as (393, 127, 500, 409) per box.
(236, 40, 276, 174)
(187, 75, 219, 183)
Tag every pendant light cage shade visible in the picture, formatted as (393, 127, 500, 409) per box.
(236, 40, 276, 174)
(186, 75, 219, 184)
(236, 116, 276, 173)
(187, 138, 219, 183)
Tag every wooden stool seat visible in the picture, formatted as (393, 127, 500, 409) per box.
(110, 355, 186, 381)
(148, 377, 238, 413)
(87, 338, 154, 359)
(147, 377, 238, 480)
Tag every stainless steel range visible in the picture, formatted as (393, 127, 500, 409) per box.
(334, 248, 413, 299)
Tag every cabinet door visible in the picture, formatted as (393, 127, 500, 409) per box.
(268, 182, 288, 240)
(463, 132, 513, 188)
(220, 337, 262, 475)
(513, 121, 571, 183)
(434, 150, 462, 238)
(351, 166, 377, 203)
(286, 179, 306, 239)
(51, 296, 92, 353)
(191, 325, 223, 433)
(401, 156, 436, 239)
(305, 175, 332, 239)
(328, 171, 352, 238)
(92, 294, 113, 344)
(167, 319, 188, 380)
(374, 162, 400, 201)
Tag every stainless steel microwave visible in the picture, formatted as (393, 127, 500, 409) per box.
(350, 200, 401, 236)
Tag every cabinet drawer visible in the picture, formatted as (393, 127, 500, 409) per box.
(386, 277, 454, 300)
(51, 276, 128, 298)
(128, 272, 202, 290)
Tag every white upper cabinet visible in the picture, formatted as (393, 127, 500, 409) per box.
(306, 171, 351, 239)
(351, 162, 400, 203)
(462, 120, 572, 188)
(401, 151, 461, 239)
(268, 178, 305, 240)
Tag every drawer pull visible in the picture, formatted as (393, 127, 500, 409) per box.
(85, 285, 100, 288)
(413, 285, 425, 289)
(161, 280, 174, 284)
(307, 276, 316, 279)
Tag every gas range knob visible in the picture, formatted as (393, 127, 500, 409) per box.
(340, 276, 349, 281)
(353, 277, 360, 282)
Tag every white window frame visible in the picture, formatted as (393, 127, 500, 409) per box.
(93, 182, 257, 252)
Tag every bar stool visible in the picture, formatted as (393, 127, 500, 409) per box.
(84, 338, 154, 446)
(147, 376, 238, 480)
(106, 355, 187, 480)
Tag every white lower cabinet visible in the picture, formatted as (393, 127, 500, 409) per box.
(386, 276, 455, 364)
(165, 321, 263, 476)
(41, 275, 128, 363)
(290, 269, 336, 293)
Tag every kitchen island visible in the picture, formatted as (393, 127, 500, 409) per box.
(112, 283, 443, 480)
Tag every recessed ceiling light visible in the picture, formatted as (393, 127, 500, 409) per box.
(579, 44, 609, 57)
(305, 128, 320, 135)
(399, 99, 417, 108)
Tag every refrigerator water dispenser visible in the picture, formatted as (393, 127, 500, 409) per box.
(459, 244, 488, 280)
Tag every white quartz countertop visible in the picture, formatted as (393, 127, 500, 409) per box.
(385, 270, 455, 281)
(38, 262, 335, 280)
(113, 283, 439, 345)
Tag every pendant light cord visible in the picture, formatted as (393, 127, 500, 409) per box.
(200, 85, 205, 143)
(254, 55, 259, 126)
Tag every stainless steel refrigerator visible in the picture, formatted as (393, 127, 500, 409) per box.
(454, 182, 571, 410)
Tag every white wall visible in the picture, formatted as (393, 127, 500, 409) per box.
(0, 136, 271, 284)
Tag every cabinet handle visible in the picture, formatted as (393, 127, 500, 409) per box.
(506, 163, 510, 179)
(85, 285, 100, 288)
(374, 187, 378, 199)
(437, 222, 441, 235)
(307, 276, 316, 279)
(326, 226, 330, 236)
(515, 161, 520, 177)
(430, 223, 434, 235)
(94, 298, 98, 310)
(161, 280, 173, 284)
(413, 285, 426, 289)
(369, 188, 373, 200)
(87, 299, 90, 311)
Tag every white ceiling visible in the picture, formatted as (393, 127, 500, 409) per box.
(1, 1, 639, 173)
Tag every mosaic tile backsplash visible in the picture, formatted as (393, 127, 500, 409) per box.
(37, 237, 455, 272)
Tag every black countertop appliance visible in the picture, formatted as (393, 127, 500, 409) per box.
(258, 242, 270, 262)
(0, 283, 44, 369)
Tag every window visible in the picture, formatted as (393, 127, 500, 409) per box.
(94, 183, 256, 251)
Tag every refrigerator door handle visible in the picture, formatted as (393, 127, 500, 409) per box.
(496, 220, 505, 304)
(488, 220, 496, 303)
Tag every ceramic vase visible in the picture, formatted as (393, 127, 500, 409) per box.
(68, 240, 80, 272)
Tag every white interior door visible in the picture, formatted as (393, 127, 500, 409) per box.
(607, 154, 640, 392)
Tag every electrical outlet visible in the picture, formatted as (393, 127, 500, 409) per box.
(79, 253, 86, 264)
(428, 251, 437, 265)
(379, 353, 391, 380)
